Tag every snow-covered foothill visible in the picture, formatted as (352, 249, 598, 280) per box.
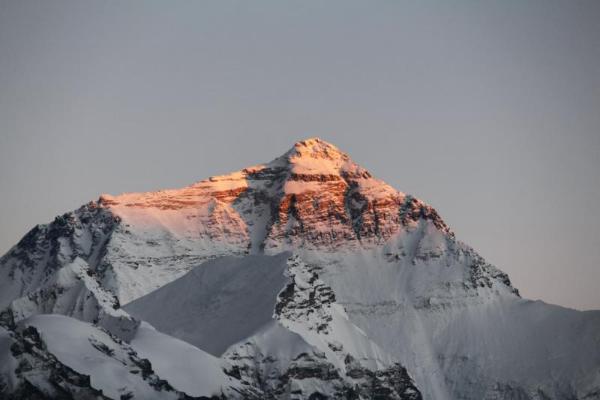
(14, 314, 184, 399)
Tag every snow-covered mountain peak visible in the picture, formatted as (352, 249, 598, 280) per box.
(272, 137, 373, 181)
(98, 137, 376, 204)
(93, 139, 451, 256)
(285, 137, 353, 169)
(2, 139, 599, 400)
(0, 139, 460, 307)
(280, 137, 347, 163)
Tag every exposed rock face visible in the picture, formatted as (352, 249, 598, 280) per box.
(225, 348, 421, 400)
(0, 203, 119, 308)
(1, 138, 598, 400)
(274, 256, 337, 334)
(0, 203, 140, 341)
(99, 137, 450, 255)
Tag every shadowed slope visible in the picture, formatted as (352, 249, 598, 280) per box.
(125, 253, 290, 356)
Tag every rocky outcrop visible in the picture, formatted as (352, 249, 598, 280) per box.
(275, 256, 336, 334)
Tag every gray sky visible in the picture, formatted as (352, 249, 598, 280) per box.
(1, 0, 599, 310)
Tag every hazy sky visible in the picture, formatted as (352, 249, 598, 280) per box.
(1, 0, 599, 310)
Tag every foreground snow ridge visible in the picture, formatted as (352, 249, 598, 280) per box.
(1, 138, 599, 400)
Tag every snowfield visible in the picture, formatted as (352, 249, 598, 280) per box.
(125, 253, 291, 356)
(130, 322, 241, 397)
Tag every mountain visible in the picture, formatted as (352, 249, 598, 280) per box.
(1, 137, 599, 400)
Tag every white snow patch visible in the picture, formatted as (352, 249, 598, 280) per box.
(22, 314, 177, 400)
(130, 322, 238, 398)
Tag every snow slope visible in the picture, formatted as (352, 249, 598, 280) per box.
(0, 313, 245, 399)
(125, 253, 291, 356)
(303, 240, 600, 399)
(127, 252, 421, 399)
(130, 322, 242, 398)
(23, 314, 180, 400)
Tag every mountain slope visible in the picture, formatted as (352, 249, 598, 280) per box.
(1, 137, 599, 399)
(0, 314, 243, 399)
(308, 245, 600, 399)
(125, 253, 421, 399)
(125, 253, 291, 356)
